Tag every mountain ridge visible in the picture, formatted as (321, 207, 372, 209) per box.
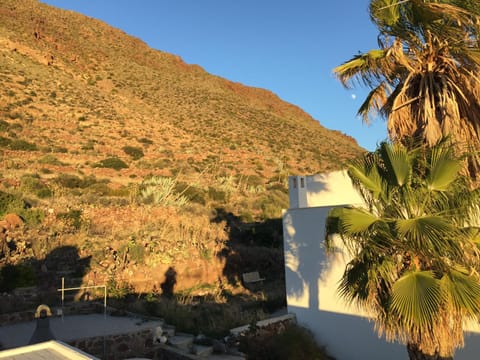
(0, 0, 364, 300)
(1, 0, 362, 181)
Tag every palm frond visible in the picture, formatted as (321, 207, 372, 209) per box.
(441, 270, 480, 318)
(339, 207, 380, 235)
(347, 161, 384, 199)
(333, 49, 388, 89)
(426, 143, 462, 191)
(395, 216, 457, 255)
(357, 82, 390, 124)
(390, 271, 441, 328)
(379, 142, 411, 186)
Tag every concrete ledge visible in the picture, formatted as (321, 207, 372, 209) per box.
(230, 313, 296, 336)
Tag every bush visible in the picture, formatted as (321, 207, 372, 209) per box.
(55, 174, 84, 188)
(55, 174, 99, 189)
(0, 137, 12, 148)
(0, 190, 45, 226)
(0, 191, 24, 217)
(9, 139, 37, 151)
(0, 120, 9, 132)
(0, 264, 37, 292)
(38, 154, 64, 166)
(86, 183, 112, 196)
(19, 208, 45, 226)
(175, 182, 207, 205)
(93, 157, 128, 170)
(56, 209, 83, 230)
(239, 323, 335, 360)
(257, 190, 289, 220)
(53, 146, 68, 153)
(20, 174, 52, 198)
(137, 137, 153, 145)
(122, 145, 144, 160)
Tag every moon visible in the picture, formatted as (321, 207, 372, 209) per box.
(351, 94, 356, 100)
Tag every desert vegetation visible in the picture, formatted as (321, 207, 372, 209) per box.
(0, 0, 363, 342)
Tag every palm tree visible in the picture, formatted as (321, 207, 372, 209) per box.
(334, 0, 480, 168)
(325, 140, 480, 359)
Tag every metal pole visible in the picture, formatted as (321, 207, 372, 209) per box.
(104, 285, 107, 319)
(61, 277, 65, 322)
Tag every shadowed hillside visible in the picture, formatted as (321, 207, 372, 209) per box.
(0, 0, 364, 306)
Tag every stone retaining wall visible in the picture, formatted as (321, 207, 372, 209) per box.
(69, 329, 195, 360)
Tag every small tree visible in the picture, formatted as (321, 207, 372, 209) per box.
(325, 140, 480, 359)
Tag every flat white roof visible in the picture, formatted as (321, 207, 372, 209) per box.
(0, 340, 99, 360)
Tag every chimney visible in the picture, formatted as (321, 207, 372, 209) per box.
(289, 176, 307, 208)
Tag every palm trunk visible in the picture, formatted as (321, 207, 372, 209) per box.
(407, 343, 453, 360)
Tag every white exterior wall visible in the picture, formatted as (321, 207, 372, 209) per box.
(283, 171, 480, 360)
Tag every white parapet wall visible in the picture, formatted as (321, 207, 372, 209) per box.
(283, 170, 480, 360)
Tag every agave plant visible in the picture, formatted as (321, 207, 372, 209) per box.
(140, 176, 189, 208)
(325, 140, 480, 359)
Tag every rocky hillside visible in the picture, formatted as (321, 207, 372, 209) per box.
(0, 0, 364, 298)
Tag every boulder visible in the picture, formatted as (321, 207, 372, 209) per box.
(3, 214, 23, 229)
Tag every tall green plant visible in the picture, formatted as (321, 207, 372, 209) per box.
(325, 140, 480, 359)
(140, 176, 189, 208)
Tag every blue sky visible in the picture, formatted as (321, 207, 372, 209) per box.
(41, 0, 387, 151)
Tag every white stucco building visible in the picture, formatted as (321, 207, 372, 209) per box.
(282, 171, 480, 360)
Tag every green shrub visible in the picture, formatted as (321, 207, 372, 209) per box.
(56, 209, 83, 230)
(0, 120, 9, 132)
(0, 137, 12, 148)
(0, 191, 24, 217)
(9, 139, 37, 151)
(55, 174, 98, 189)
(36, 188, 52, 198)
(38, 154, 64, 166)
(53, 146, 68, 153)
(93, 157, 128, 170)
(107, 277, 133, 299)
(39, 168, 53, 174)
(55, 174, 84, 188)
(137, 137, 153, 145)
(20, 174, 52, 198)
(122, 145, 144, 160)
(0, 190, 45, 225)
(19, 208, 45, 226)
